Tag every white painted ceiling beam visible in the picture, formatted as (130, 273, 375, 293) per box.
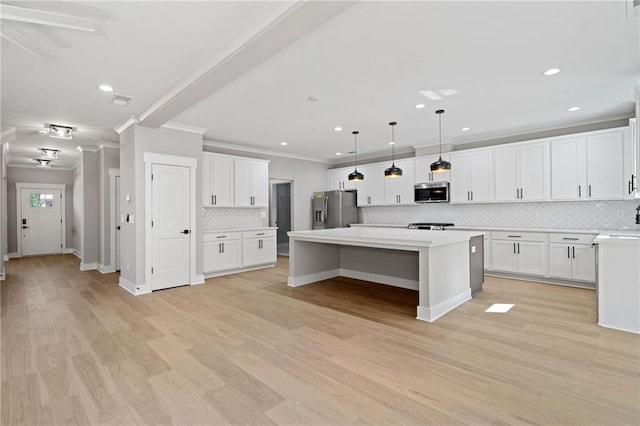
(0, 4, 96, 32)
(138, 0, 356, 128)
(1, 23, 50, 58)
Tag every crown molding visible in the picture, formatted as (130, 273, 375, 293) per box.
(98, 142, 119, 150)
(76, 145, 98, 152)
(113, 115, 140, 135)
(203, 139, 329, 164)
(161, 122, 208, 135)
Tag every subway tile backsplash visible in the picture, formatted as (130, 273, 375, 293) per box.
(361, 200, 640, 231)
(204, 208, 268, 230)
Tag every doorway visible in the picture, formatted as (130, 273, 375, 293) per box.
(109, 169, 121, 272)
(269, 180, 292, 256)
(144, 152, 197, 292)
(16, 183, 66, 256)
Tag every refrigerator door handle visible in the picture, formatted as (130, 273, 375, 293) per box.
(323, 196, 328, 223)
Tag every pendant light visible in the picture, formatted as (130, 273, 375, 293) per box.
(384, 121, 403, 178)
(430, 109, 451, 173)
(348, 131, 364, 182)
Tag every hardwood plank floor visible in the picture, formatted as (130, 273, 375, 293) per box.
(1, 254, 639, 425)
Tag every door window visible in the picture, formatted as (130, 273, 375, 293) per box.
(29, 193, 54, 208)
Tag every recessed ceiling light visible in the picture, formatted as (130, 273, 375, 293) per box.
(336, 152, 342, 156)
(35, 158, 52, 168)
(461, 127, 470, 132)
(39, 148, 60, 158)
(49, 124, 74, 139)
(414, 103, 426, 109)
(568, 106, 581, 112)
(280, 142, 287, 146)
(543, 68, 560, 76)
(388, 141, 395, 145)
(98, 84, 114, 92)
(334, 126, 343, 132)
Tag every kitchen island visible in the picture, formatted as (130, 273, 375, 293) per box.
(287, 227, 484, 322)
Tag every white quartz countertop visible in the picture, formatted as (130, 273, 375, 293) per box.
(204, 227, 277, 233)
(350, 223, 640, 235)
(288, 227, 483, 248)
(594, 231, 640, 245)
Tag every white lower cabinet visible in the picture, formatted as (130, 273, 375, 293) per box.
(483, 232, 492, 270)
(242, 230, 277, 267)
(203, 232, 242, 273)
(491, 232, 547, 276)
(548, 234, 596, 282)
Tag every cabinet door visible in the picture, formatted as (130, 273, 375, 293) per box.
(551, 136, 584, 200)
(251, 161, 269, 207)
(202, 154, 214, 207)
(494, 147, 519, 202)
(468, 150, 493, 202)
(356, 164, 384, 206)
(449, 153, 470, 203)
(211, 155, 234, 207)
(548, 244, 572, 279)
(586, 132, 624, 199)
(327, 169, 343, 191)
(517, 241, 547, 276)
(520, 142, 549, 201)
(414, 155, 450, 183)
(234, 160, 253, 207)
(259, 236, 277, 265)
(572, 244, 595, 282)
(221, 240, 242, 270)
(492, 240, 517, 272)
(383, 159, 414, 205)
(203, 241, 221, 272)
(243, 237, 275, 266)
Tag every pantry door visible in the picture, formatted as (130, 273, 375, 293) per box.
(20, 188, 63, 256)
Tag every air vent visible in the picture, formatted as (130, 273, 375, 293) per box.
(112, 94, 132, 106)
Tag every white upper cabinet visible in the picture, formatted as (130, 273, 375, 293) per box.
(414, 154, 450, 183)
(494, 141, 549, 202)
(383, 158, 415, 205)
(625, 118, 637, 198)
(327, 167, 358, 191)
(450, 149, 493, 203)
(202, 153, 234, 207)
(551, 128, 627, 201)
(234, 158, 269, 207)
(356, 163, 384, 206)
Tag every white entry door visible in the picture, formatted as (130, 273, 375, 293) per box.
(151, 164, 191, 290)
(115, 175, 121, 271)
(21, 189, 62, 256)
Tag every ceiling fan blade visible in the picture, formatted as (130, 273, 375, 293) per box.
(0, 4, 95, 32)
(1, 23, 50, 58)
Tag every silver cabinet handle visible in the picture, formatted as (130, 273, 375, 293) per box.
(211, 195, 214, 205)
(216, 235, 226, 239)
(517, 243, 520, 254)
(572, 246, 575, 259)
(562, 237, 579, 241)
(507, 235, 522, 238)
(470, 191, 473, 201)
(257, 232, 265, 236)
(214, 195, 217, 205)
(588, 185, 591, 197)
(567, 246, 570, 258)
(578, 185, 581, 197)
(513, 243, 516, 254)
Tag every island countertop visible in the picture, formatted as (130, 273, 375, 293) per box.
(288, 227, 483, 248)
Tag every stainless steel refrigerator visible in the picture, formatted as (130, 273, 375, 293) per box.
(312, 190, 358, 229)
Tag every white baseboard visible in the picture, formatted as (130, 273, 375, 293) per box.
(3, 254, 8, 261)
(287, 268, 340, 287)
(204, 263, 277, 280)
(8, 252, 19, 259)
(118, 276, 151, 296)
(598, 322, 640, 335)
(80, 262, 98, 271)
(339, 269, 419, 291)
(72, 250, 82, 260)
(192, 274, 205, 285)
(62, 248, 74, 254)
(416, 289, 472, 323)
(97, 264, 116, 274)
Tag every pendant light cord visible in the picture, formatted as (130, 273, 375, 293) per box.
(353, 131, 358, 170)
(391, 124, 395, 165)
(436, 109, 444, 160)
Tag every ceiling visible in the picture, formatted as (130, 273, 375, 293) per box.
(2, 1, 638, 168)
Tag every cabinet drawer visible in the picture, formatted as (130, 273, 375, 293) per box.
(548, 233, 596, 244)
(242, 229, 276, 239)
(492, 231, 547, 242)
(203, 232, 242, 242)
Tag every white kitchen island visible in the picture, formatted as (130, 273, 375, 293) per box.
(287, 227, 483, 322)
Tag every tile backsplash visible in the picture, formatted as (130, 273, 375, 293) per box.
(204, 208, 268, 230)
(361, 200, 640, 231)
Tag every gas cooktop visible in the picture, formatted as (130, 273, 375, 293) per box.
(407, 222, 455, 230)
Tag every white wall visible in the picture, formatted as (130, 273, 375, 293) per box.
(82, 150, 99, 266)
(6, 166, 75, 254)
(99, 147, 120, 269)
(120, 124, 203, 289)
(0, 145, 6, 278)
(72, 165, 83, 256)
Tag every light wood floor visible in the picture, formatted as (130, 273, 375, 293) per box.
(2, 254, 639, 425)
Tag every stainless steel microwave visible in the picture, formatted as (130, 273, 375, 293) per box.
(414, 182, 450, 203)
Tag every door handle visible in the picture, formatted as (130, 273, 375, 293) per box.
(117, 226, 121, 230)
(517, 243, 520, 254)
(513, 243, 516, 254)
(572, 246, 575, 259)
(567, 246, 570, 258)
(22, 226, 29, 229)
(181, 230, 190, 234)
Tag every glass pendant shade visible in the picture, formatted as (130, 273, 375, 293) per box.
(348, 130, 364, 182)
(384, 121, 403, 178)
(430, 109, 451, 173)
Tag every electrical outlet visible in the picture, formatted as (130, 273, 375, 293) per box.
(471, 246, 476, 253)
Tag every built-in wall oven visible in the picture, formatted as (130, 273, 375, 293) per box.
(414, 182, 449, 203)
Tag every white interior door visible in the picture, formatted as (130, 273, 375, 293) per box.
(21, 188, 62, 256)
(115, 176, 121, 271)
(151, 164, 191, 290)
